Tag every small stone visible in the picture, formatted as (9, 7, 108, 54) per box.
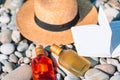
(64, 75, 81, 80)
(114, 72, 120, 76)
(0, 13, 10, 24)
(100, 58, 107, 64)
(0, 73, 8, 80)
(25, 49, 32, 58)
(23, 57, 30, 64)
(110, 75, 120, 80)
(1, 43, 15, 55)
(107, 58, 119, 66)
(0, 54, 8, 61)
(28, 43, 35, 50)
(95, 64, 116, 75)
(0, 29, 12, 43)
(17, 40, 29, 52)
(14, 51, 23, 58)
(85, 68, 109, 80)
(1, 60, 14, 73)
(1, 65, 32, 80)
(117, 64, 120, 72)
(11, 30, 21, 43)
(18, 57, 24, 64)
(9, 54, 18, 63)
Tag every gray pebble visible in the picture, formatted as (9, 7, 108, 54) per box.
(0, 29, 12, 43)
(1, 43, 15, 55)
(85, 68, 109, 80)
(17, 40, 29, 52)
(110, 75, 120, 80)
(1, 65, 32, 80)
(9, 54, 18, 63)
(95, 64, 116, 75)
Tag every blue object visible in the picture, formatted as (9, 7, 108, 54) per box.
(110, 21, 120, 54)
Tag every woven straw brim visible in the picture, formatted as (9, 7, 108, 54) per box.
(16, 0, 98, 45)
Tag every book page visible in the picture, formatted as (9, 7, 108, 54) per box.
(71, 6, 112, 57)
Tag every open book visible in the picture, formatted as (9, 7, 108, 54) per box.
(71, 6, 120, 57)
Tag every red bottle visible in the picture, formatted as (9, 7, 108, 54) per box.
(31, 45, 55, 80)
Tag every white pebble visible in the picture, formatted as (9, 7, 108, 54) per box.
(14, 51, 23, 58)
(28, 43, 35, 50)
(0, 29, 12, 43)
(23, 57, 30, 64)
(11, 30, 21, 43)
(9, 54, 18, 63)
(107, 58, 119, 66)
(1, 60, 13, 73)
(25, 49, 32, 58)
(1, 43, 15, 55)
(0, 13, 10, 24)
(17, 40, 29, 52)
(0, 54, 8, 61)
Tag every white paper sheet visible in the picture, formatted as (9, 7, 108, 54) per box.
(71, 6, 120, 57)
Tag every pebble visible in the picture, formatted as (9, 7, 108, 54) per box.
(95, 64, 116, 75)
(117, 64, 120, 72)
(100, 58, 107, 64)
(25, 49, 32, 58)
(0, 73, 8, 80)
(9, 54, 18, 63)
(0, 29, 12, 43)
(1, 43, 15, 55)
(114, 72, 120, 76)
(17, 40, 29, 52)
(1, 65, 32, 80)
(0, 54, 8, 61)
(23, 57, 30, 64)
(11, 30, 21, 43)
(14, 51, 23, 58)
(28, 43, 35, 51)
(110, 75, 120, 80)
(85, 68, 109, 80)
(1, 60, 14, 73)
(0, 12, 10, 24)
(107, 58, 119, 66)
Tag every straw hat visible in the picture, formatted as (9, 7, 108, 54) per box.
(16, 0, 98, 45)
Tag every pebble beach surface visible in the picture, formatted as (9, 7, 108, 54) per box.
(0, 0, 120, 80)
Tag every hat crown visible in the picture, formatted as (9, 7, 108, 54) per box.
(34, 0, 77, 25)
